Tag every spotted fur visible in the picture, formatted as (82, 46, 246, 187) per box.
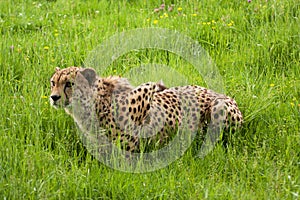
(50, 67, 243, 152)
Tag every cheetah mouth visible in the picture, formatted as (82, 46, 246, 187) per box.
(50, 100, 71, 108)
(51, 102, 61, 108)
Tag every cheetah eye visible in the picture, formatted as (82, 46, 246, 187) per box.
(50, 81, 55, 87)
(65, 81, 74, 88)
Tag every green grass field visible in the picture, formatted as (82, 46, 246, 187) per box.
(0, 0, 299, 199)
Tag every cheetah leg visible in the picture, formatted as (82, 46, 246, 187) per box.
(197, 99, 228, 157)
(211, 99, 229, 140)
(209, 98, 243, 147)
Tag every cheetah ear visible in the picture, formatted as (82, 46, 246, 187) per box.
(156, 80, 168, 91)
(55, 67, 60, 72)
(79, 68, 97, 86)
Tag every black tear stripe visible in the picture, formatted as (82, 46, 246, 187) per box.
(63, 84, 69, 100)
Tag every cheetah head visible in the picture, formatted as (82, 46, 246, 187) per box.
(49, 67, 96, 108)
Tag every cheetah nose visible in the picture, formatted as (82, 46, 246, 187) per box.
(50, 95, 61, 102)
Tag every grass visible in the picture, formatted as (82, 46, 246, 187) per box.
(0, 0, 299, 199)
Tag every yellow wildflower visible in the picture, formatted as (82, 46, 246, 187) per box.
(191, 13, 197, 17)
(153, 20, 158, 25)
(177, 7, 182, 11)
(44, 46, 49, 50)
(290, 102, 295, 107)
(164, 13, 168, 18)
(41, 95, 48, 99)
(270, 83, 275, 87)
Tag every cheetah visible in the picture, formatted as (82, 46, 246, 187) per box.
(50, 67, 243, 153)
